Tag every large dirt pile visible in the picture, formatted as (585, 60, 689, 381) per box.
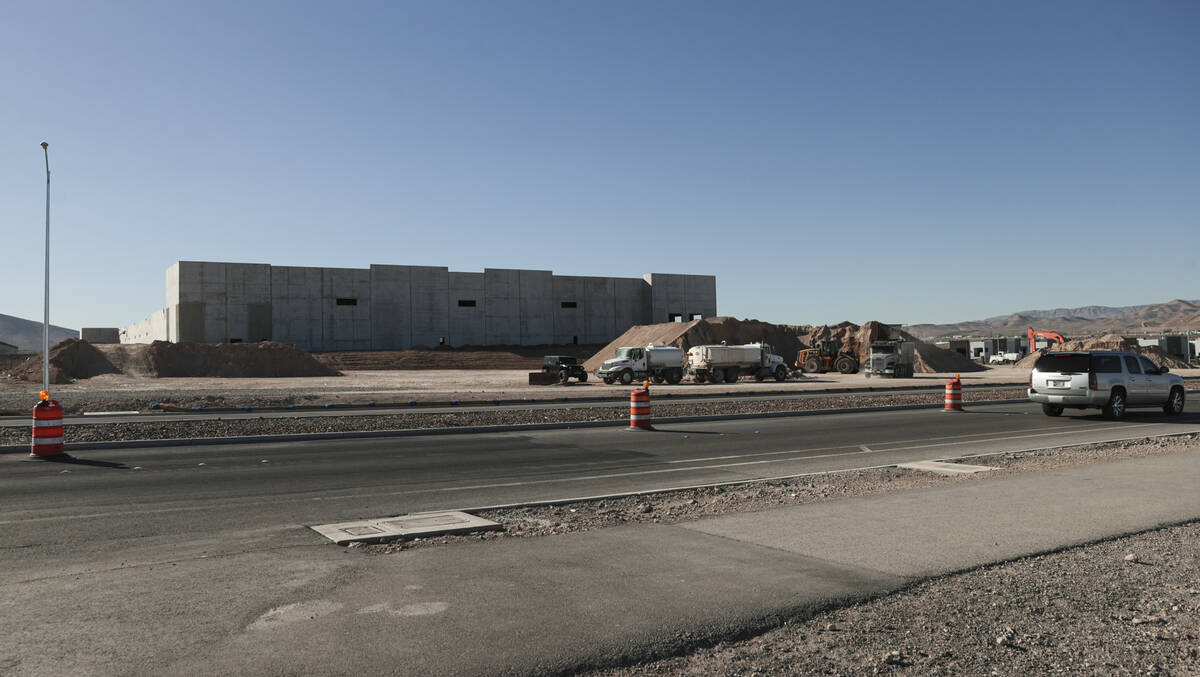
(802, 321, 985, 374)
(583, 317, 808, 372)
(1014, 335, 1192, 370)
(8, 338, 121, 383)
(92, 341, 342, 378)
(584, 317, 983, 374)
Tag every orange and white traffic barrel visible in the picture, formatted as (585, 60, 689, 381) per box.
(943, 376, 964, 412)
(628, 386, 653, 430)
(31, 395, 65, 458)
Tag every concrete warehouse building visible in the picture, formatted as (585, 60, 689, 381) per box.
(119, 262, 717, 351)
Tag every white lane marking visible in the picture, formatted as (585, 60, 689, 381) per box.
(2, 424, 1197, 526)
(860, 445, 872, 452)
(667, 423, 1117, 464)
(83, 411, 140, 416)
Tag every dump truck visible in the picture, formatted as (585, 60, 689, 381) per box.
(796, 340, 859, 374)
(864, 340, 915, 378)
(687, 343, 789, 383)
(597, 345, 685, 385)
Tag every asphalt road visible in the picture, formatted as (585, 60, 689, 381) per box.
(3, 402, 1199, 576)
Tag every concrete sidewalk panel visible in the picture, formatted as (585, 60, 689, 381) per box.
(680, 451, 1200, 579)
(162, 524, 905, 676)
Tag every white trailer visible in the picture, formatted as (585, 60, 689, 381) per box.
(687, 343, 788, 383)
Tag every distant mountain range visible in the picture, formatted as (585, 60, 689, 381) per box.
(908, 299, 1200, 339)
(0, 313, 78, 352)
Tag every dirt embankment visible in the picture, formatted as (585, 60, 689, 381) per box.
(4, 339, 341, 382)
(1015, 334, 1193, 370)
(585, 318, 984, 374)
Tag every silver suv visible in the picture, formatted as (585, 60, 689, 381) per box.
(1028, 351, 1185, 419)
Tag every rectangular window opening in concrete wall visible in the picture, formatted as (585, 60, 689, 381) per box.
(230, 338, 242, 343)
(439, 337, 445, 345)
(689, 313, 703, 320)
(573, 335, 578, 344)
(458, 299, 476, 307)
(336, 298, 358, 306)
(669, 313, 683, 322)
(561, 301, 577, 309)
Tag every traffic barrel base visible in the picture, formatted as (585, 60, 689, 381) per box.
(31, 399, 67, 458)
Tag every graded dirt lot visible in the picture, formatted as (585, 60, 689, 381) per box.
(0, 365, 1059, 414)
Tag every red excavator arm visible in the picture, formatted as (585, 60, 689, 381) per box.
(1028, 327, 1067, 347)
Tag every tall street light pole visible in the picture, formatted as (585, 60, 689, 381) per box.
(41, 142, 50, 396)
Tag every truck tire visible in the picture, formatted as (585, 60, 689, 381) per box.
(619, 370, 633, 385)
(1041, 403, 1064, 417)
(774, 366, 787, 382)
(559, 370, 569, 384)
(603, 377, 614, 385)
(725, 367, 739, 383)
(709, 368, 724, 384)
(803, 358, 822, 373)
(836, 357, 856, 374)
(652, 375, 664, 384)
(667, 368, 683, 384)
(579, 372, 588, 382)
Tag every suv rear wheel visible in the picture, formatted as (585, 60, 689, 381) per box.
(1102, 389, 1126, 420)
(1041, 403, 1064, 417)
(1164, 387, 1185, 416)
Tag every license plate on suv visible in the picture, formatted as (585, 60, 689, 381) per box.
(1048, 380, 1069, 388)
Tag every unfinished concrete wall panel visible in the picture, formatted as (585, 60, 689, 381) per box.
(552, 276, 586, 344)
(271, 266, 323, 350)
(224, 263, 272, 343)
(409, 266, 450, 348)
(321, 268, 371, 350)
(613, 277, 650, 333)
(582, 277, 616, 344)
(448, 272, 485, 347)
(484, 269, 521, 345)
(519, 269, 554, 345)
(369, 265, 412, 350)
(684, 274, 717, 320)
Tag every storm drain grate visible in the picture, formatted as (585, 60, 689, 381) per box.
(311, 510, 502, 545)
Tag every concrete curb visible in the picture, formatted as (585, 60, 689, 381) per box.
(0, 398, 1032, 454)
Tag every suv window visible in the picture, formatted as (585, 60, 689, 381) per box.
(1034, 353, 1089, 373)
(557, 356, 577, 365)
(1090, 355, 1122, 373)
(1138, 356, 1158, 373)
(1123, 356, 1141, 374)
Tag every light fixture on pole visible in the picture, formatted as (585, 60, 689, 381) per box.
(41, 142, 50, 397)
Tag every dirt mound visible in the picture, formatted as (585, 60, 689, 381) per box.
(584, 317, 983, 374)
(312, 344, 603, 371)
(583, 317, 808, 372)
(800, 320, 984, 374)
(8, 338, 120, 383)
(1014, 335, 1192, 370)
(93, 341, 342, 378)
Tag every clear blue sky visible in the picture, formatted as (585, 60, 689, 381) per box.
(2, 0, 1197, 331)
